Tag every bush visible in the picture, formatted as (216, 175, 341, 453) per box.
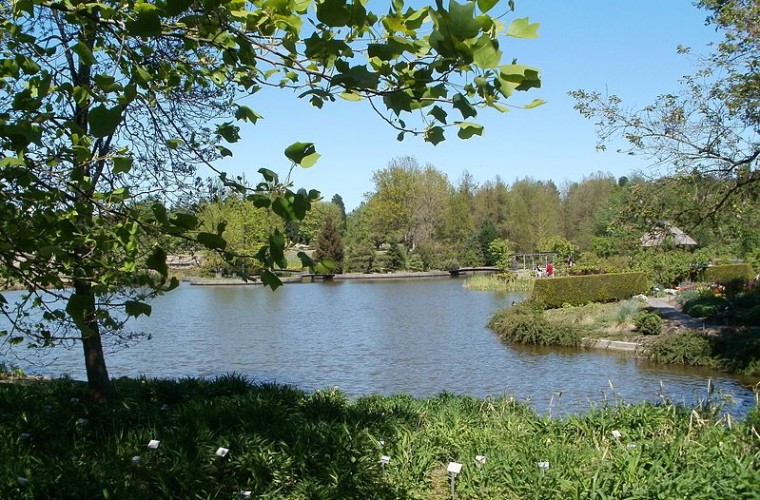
(634, 311, 662, 335)
(532, 272, 647, 309)
(488, 304, 582, 347)
(704, 263, 755, 283)
(645, 332, 714, 367)
(682, 296, 730, 318)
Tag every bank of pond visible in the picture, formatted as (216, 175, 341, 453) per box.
(2, 376, 758, 499)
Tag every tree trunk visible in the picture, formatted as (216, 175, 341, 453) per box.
(75, 281, 112, 403)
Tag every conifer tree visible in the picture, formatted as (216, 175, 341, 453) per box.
(314, 217, 344, 273)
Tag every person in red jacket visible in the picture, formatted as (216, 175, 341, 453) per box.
(546, 262, 554, 277)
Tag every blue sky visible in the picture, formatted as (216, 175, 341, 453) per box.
(215, 1, 720, 210)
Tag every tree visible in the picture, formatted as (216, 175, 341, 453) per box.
(314, 216, 344, 273)
(561, 173, 617, 251)
(331, 194, 347, 232)
(571, 0, 758, 226)
(297, 201, 342, 245)
(488, 238, 514, 271)
(0, 0, 542, 401)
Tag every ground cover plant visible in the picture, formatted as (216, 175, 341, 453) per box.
(679, 280, 760, 327)
(2, 376, 759, 499)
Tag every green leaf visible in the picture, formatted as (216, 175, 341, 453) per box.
(284, 142, 320, 167)
(88, 105, 122, 138)
(216, 122, 241, 143)
(456, 122, 484, 139)
(234, 105, 261, 123)
(171, 213, 198, 230)
(164, 0, 193, 16)
(424, 126, 445, 145)
(524, 99, 547, 109)
(66, 294, 96, 333)
(112, 156, 133, 174)
(125, 300, 152, 318)
(473, 36, 502, 68)
(383, 91, 413, 116)
(507, 17, 540, 39)
(260, 269, 282, 290)
(197, 232, 227, 250)
(71, 41, 97, 65)
(452, 93, 477, 119)
(477, 0, 499, 14)
(428, 105, 448, 124)
(448, 0, 481, 40)
(126, 12, 162, 37)
(339, 92, 362, 101)
(316, 0, 351, 27)
(146, 246, 168, 279)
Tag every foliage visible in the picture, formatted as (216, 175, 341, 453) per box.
(488, 238, 514, 270)
(386, 243, 406, 272)
(571, 0, 760, 226)
(633, 311, 663, 336)
(488, 303, 583, 346)
(407, 253, 424, 272)
(538, 236, 576, 261)
(645, 330, 760, 376)
(683, 296, 730, 318)
(464, 273, 534, 293)
(344, 241, 375, 274)
(2, 377, 759, 499)
(532, 273, 648, 309)
(313, 216, 344, 273)
(704, 264, 756, 283)
(645, 332, 716, 367)
(631, 248, 711, 288)
(1, 0, 543, 401)
(478, 219, 500, 265)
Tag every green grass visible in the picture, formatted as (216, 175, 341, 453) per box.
(1, 376, 758, 499)
(464, 273, 535, 293)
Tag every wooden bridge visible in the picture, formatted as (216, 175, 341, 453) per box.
(448, 266, 500, 276)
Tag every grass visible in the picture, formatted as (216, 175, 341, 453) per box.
(464, 273, 535, 293)
(2, 376, 759, 499)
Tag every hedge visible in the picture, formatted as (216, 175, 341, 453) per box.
(531, 272, 648, 309)
(703, 264, 756, 283)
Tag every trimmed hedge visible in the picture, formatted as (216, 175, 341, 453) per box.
(532, 272, 647, 309)
(704, 263, 755, 283)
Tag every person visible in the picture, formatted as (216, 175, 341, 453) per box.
(546, 262, 554, 277)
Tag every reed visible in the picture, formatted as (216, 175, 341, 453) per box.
(2, 376, 756, 499)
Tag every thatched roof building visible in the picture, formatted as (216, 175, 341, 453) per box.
(641, 222, 697, 247)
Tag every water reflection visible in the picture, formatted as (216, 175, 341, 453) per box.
(2, 279, 757, 415)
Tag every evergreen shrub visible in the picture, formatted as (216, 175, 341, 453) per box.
(487, 304, 583, 347)
(704, 264, 755, 283)
(634, 311, 663, 335)
(532, 272, 647, 309)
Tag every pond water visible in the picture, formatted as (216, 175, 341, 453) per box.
(2, 278, 757, 415)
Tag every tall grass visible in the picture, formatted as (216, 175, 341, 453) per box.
(464, 273, 535, 293)
(2, 377, 757, 499)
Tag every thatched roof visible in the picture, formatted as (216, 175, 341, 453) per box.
(641, 222, 697, 247)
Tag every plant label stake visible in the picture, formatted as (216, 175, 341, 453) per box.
(538, 461, 550, 472)
(380, 455, 390, 475)
(475, 455, 487, 469)
(216, 447, 229, 458)
(447, 462, 462, 499)
(147, 439, 161, 450)
(238, 491, 252, 499)
(611, 430, 622, 439)
(131, 456, 141, 465)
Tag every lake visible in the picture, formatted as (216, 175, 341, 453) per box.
(2, 278, 757, 414)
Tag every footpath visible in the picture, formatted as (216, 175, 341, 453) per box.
(589, 296, 712, 353)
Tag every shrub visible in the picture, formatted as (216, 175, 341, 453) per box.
(532, 272, 647, 308)
(704, 263, 755, 283)
(644, 332, 714, 367)
(682, 296, 730, 318)
(487, 304, 582, 347)
(634, 311, 662, 335)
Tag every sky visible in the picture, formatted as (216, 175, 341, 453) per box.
(213, 0, 721, 211)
